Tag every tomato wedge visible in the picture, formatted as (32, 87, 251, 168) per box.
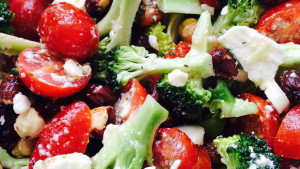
(194, 146, 212, 169)
(152, 128, 198, 169)
(165, 41, 191, 59)
(238, 93, 280, 148)
(29, 101, 91, 169)
(113, 78, 147, 124)
(256, 0, 300, 44)
(274, 104, 300, 159)
(18, 47, 91, 99)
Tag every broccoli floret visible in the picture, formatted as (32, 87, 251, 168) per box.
(213, 0, 265, 36)
(146, 22, 175, 57)
(92, 95, 168, 169)
(0, 147, 29, 169)
(209, 81, 258, 118)
(157, 74, 211, 121)
(0, 1, 14, 34)
(96, 0, 141, 52)
(0, 33, 41, 56)
(214, 133, 281, 169)
(98, 45, 213, 90)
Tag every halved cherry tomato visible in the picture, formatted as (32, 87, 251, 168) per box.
(165, 41, 191, 59)
(18, 47, 91, 99)
(8, 0, 53, 41)
(274, 104, 300, 159)
(256, 0, 300, 44)
(238, 93, 280, 148)
(152, 128, 198, 169)
(113, 78, 147, 124)
(38, 2, 99, 61)
(29, 101, 91, 169)
(194, 146, 212, 169)
(199, 0, 222, 9)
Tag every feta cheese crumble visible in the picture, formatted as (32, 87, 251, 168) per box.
(148, 35, 159, 51)
(13, 92, 31, 114)
(176, 125, 205, 145)
(168, 69, 189, 87)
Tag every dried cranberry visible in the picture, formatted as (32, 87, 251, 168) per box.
(0, 76, 23, 105)
(280, 70, 300, 104)
(86, 84, 117, 108)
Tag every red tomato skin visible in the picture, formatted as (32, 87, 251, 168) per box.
(194, 146, 212, 169)
(238, 93, 280, 148)
(256, 0, 300, 44)
(274, 104, 300, 159)
(38, 2, 99, 61)
(18, 47, 91, 99)
(29, 101, 91, 169)
(114, 78, 147, 124)
(152, 128, 198, 169)
(165, 41, 191, 59)
(8, 0, 53, 41)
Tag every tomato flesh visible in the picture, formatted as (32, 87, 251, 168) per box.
(152, 128, 198, 169)
(38, 2, 99, 61)
(29, 101, 91, 169)
(18, 47, 91, 99)
(194, 146, 212, 169)
(8, 0, 53, 41)
(165, 41, 191, 59)
(274, 104, 300, 159)
(238, 93, 280, 148)
(256, 0, 300, 44)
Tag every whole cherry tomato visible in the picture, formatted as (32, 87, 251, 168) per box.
(18, 46, 91, 99)
(8, 0, 53, 41)
(38, 2, 99, 61)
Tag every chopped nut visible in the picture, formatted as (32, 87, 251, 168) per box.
(178, 18, 198, 43)
(12, 139, 37, 158)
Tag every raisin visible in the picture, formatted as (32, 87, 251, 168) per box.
(279, 70, 300, 104)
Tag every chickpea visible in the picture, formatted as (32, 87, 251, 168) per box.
(178, 18, 198, 43)
(14, 108, 45, 140)
(12, 139, 37, 158)
(90, 106, 114, 139)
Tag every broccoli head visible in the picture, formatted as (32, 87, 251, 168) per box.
(146, 22, 175, 57)
(0, 1, 14, 34)
(214, 133, 281, 169)
(92, 95, 168, 169)
(213, 0, 265, 36)
(157, 74, 211, 121)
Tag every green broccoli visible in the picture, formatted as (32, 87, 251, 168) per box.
(214, 133, 281, 169)
(93, 45, 213, 90)
(213, 0, 265, 36)
(209, 81, 258, 118)
(280, 42, 300, 71)
(92, 95, 168, 169)
(157, 74, 211, 121)
(158, 0, 203, 14)
(0, 1, 14, 34)
(0, 147, 29, 169)
(0, 33, 41, 56)
(146, 22, 175, 57)
(96, 0, 141, 52)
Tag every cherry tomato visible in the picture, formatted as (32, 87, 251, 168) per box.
(29, 101, 91, 169)
(165, 41, 191, 59)
(152, 128, 198, 169)
(113, 78, 147, 124)
(274, 104, 300, 159)
(38, 2, 99, 61)
(256, 0, 300, 44)
(199, 0, 222, 9)
(194, 146, 212, 169)
(238, 93, 280, 148)
(8, 0, 53, 41)
(18, 47, 91, 99)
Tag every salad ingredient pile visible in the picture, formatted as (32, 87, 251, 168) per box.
(0, 0, 299, 168)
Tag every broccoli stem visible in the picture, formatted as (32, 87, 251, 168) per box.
(96, 0, 141, 52)
(0, 147, 29, 169)
(0, 33, 41, 56)
(92, 95, 168, 169)
(280, 42, 300, 69)
(167, 14, 184, 43)
(158, 0, 203, 14)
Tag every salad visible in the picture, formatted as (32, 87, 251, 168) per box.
(0, 0, 299, 168)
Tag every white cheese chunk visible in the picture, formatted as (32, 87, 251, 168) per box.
(170, 160, 181, 169)
(63, 59, 91, 78)
(176, 125, 205, 145)
(33, 153, 92, 169)
(53, 0, 86, 10)
(148, 35, 159, 51)
(13, 92, 31, 114)
(218, 26, 290, 113)
(168, 69, 189, 87)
